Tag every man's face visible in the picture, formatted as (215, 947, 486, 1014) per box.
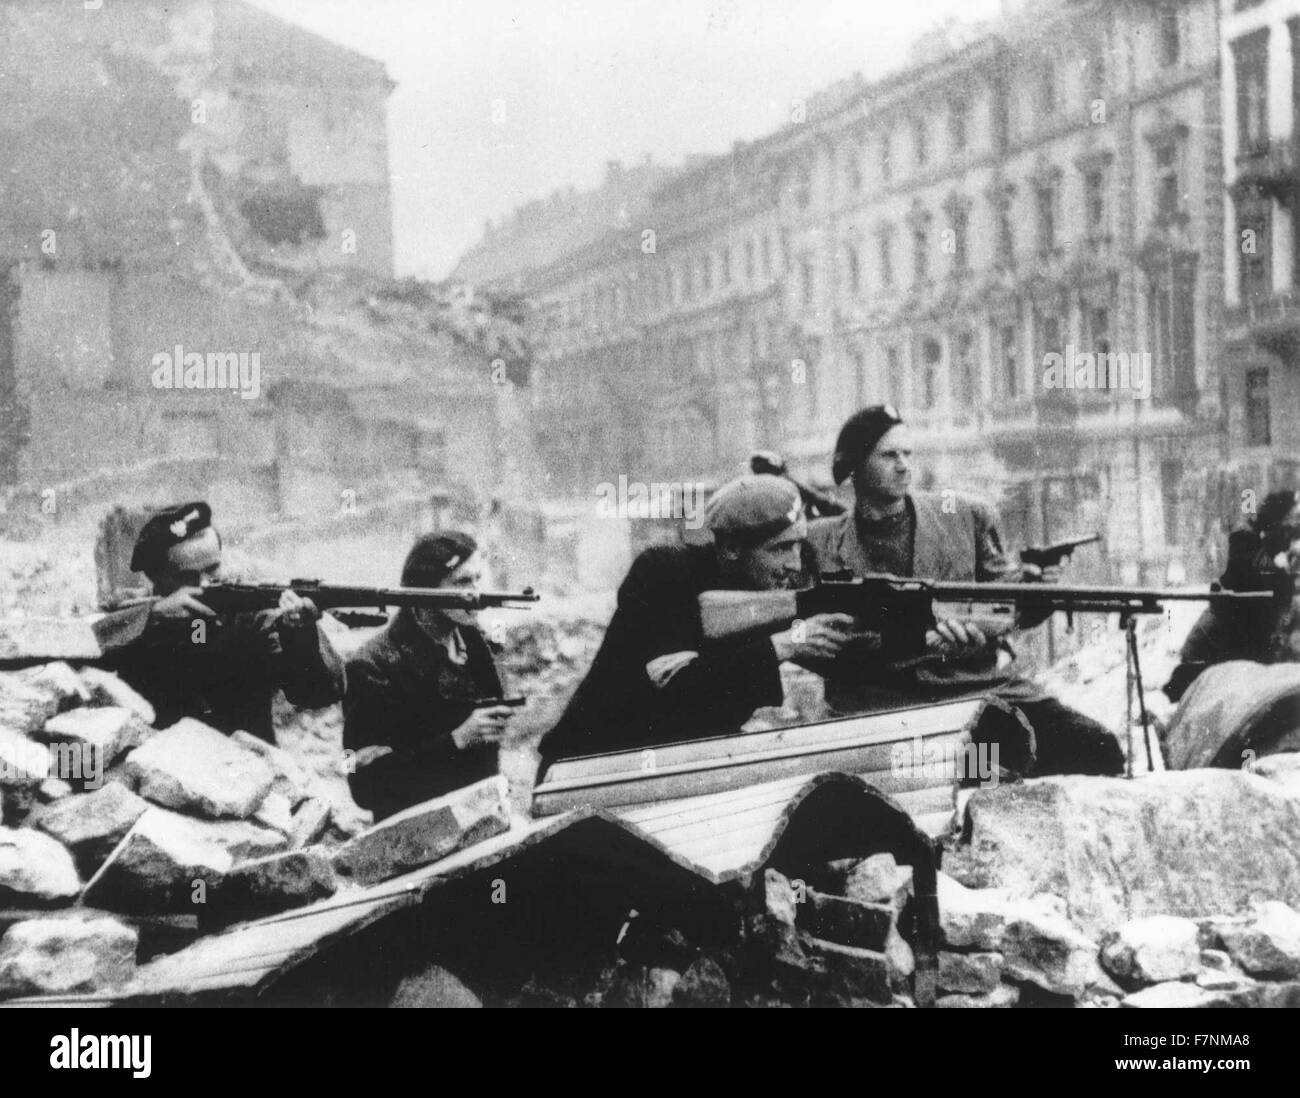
(727, 518, 808, 591)
(152, 528, 222, 596)
(416, 553, 483, 630)
(853, 425, 913, 502)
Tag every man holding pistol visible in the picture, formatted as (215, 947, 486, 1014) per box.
(805, 406, 1124, 777)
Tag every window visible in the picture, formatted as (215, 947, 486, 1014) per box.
(992, 81, 1010, 151)
(1085, 45, 1106, 102)
(999, 322, 1020, 399)
(1148, 258, 1197, 402)
(1041, 65, 1057, 117)
(853, 349, 867, 407)
(1159, 5, 1181, 68)
(1161, 460, 1183, 547)
(846, 243, 861, 296)
(1238, 204, 1271, 302)
(913, 221, 929, 284)
(703, 255, 714, 296)
(885, 345, 902, 404)
(795, 163, 812, 209)
(780, 229, 791, 272)
(1233, 31, 1269, 154)
(1087, 305, 1111, 356)
(1036, 180, 1057, 255)
(1155, 143, 1181, 222)
(1037, 312, 1062, 372)
(1085, 169, 1106, 238)
(762, 234, 772, 278)
(879, 228, 894, 288)
(994, 191, 1014, 267)
(1246, 367, 1272, 446)
(847, 153, 863, 193)
(919, 337, 941, 409)
(881, 131, 893, 183)
(950, 100, 968, 154)
(951, 206, 970, 272)
(954, 331, 977, 408)
(744, 237, 755, 282)
(800, 258, 815, 307)
(914, 118, 929, 168)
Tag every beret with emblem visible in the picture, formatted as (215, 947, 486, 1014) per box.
(401, 531, 478, 588)
(130, 501, 213, 574)
(705, 475, 804, 544)
(831, 404, 904, 485)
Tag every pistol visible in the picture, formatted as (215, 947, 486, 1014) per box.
(1020, 533, 1101, 570)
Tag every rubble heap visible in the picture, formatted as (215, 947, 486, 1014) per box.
(0, 661, 384, 1000)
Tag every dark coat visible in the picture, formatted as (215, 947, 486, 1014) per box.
(91, 601, 343, 742)
(538, 543, 784, 771)
(342, 609, 504, 820)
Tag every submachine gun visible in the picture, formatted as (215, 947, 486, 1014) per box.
(700, 572, 1290, 774)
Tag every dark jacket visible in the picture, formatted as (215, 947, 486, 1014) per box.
(538, 543, 785, 770)
(805, 490, 1042, 709)
(92, 601, 343, 742)
(343, 609, 504, 819)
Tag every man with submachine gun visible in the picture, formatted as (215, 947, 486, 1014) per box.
(699, 568, 1285, 776)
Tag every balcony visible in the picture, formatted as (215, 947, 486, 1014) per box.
(1231, 137, 1300, 207)
(1226, 292, 1300, 365)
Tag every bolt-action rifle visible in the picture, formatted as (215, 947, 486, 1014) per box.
(192, 580, 538, 626)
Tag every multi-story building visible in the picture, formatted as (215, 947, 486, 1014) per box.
(0, 1, 506, 538)
(1221, 0, 1300, 489)
(454, 0, 1246, 582)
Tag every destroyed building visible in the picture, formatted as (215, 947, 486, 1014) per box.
(0, 0, 519, 570)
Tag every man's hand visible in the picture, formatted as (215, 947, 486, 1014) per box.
(277, 589, 322, 629)
(451, 706, 514, 749)
(1020, 563, 1062, 585)
(350, 745, 394, 771)
(926, 618, 989, 659)
(149, 586, 218, 622)
(772, 613, 855, 662)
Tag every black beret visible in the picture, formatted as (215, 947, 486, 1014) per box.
(130, 502, 213, 574)
(401, 531, 478, 588)
(831, 404, 904, 485)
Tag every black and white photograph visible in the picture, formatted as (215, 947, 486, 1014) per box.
(0, 0, 1296, 1062)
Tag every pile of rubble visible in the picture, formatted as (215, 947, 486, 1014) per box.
(0, 660, 384, 1000)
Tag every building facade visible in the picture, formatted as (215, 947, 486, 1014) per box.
(454, 0, 1278, 583)
(1221, 0, 1300, 496)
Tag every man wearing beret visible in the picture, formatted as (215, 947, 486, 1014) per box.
(806, 406, 1124, 777)
(537, 474, 855, 771)
(91, 502, 343, 742)
(342, 531, 516, 820)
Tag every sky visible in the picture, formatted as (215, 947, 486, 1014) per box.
(248, 0, 1007, 280)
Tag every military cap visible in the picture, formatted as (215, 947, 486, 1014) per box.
(705, 475, 804, 544)
(831, 404, 904, 485)
(130, 501, 213, 574)
(401, 531, 478, 588)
